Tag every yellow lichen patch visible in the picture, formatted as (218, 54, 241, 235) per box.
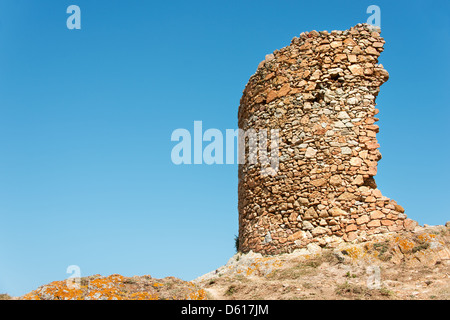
(341, 242, 385, 263)
(394, 236, 415, 253)
(21, 274, 204, 300)
(343, 246, 366, 260)
(245, 263, 258, 276)
(86, 274, 126, 300)
(244, 257, 283, 277)
(22, 293, 41, 300)
(22, 280, 86, 300)
(185, 282, 208, 300)
(130, 292, 159, 300)
(417, 233, 438, 244)
(187, 289, 207, 300)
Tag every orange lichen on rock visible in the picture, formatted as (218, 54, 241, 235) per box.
(22, 280, 86, 300)
(394, 236, 416, 253)
(187, 289, 207, 300)
(86, 274, 125, 300)
(130, 292, 159, 300)
(342, 245, 378, 262)
(185, 282, 208, 300)
(416, 232, 442, 245)
(245, 257, 284, 277)
(21, 274, 207, 300)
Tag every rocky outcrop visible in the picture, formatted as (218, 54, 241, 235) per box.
(20, 274, 207, 300)
(16, 224, 450, 300)
(238, 23, 417, 255)
(195, 225, 450, 300)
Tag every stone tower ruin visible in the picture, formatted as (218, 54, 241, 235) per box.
(237, 23, 417, 255)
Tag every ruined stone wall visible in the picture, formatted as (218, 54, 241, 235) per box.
(238, 23, 417, 255)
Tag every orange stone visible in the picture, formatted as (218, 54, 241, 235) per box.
(343, 37, 357, 46)
(367, 220, 381, 227)
(370, 210, 384, 219)
(266, 90, 278, 103)
(277, 83, 291, 97)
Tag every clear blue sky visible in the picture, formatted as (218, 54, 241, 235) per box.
(0, 0, 448, 296)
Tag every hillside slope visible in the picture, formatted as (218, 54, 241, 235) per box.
(6, 223, 449, 300)
(195, 224, 450, 300)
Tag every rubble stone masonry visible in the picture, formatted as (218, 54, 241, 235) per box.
(238, 23, 417, 255)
